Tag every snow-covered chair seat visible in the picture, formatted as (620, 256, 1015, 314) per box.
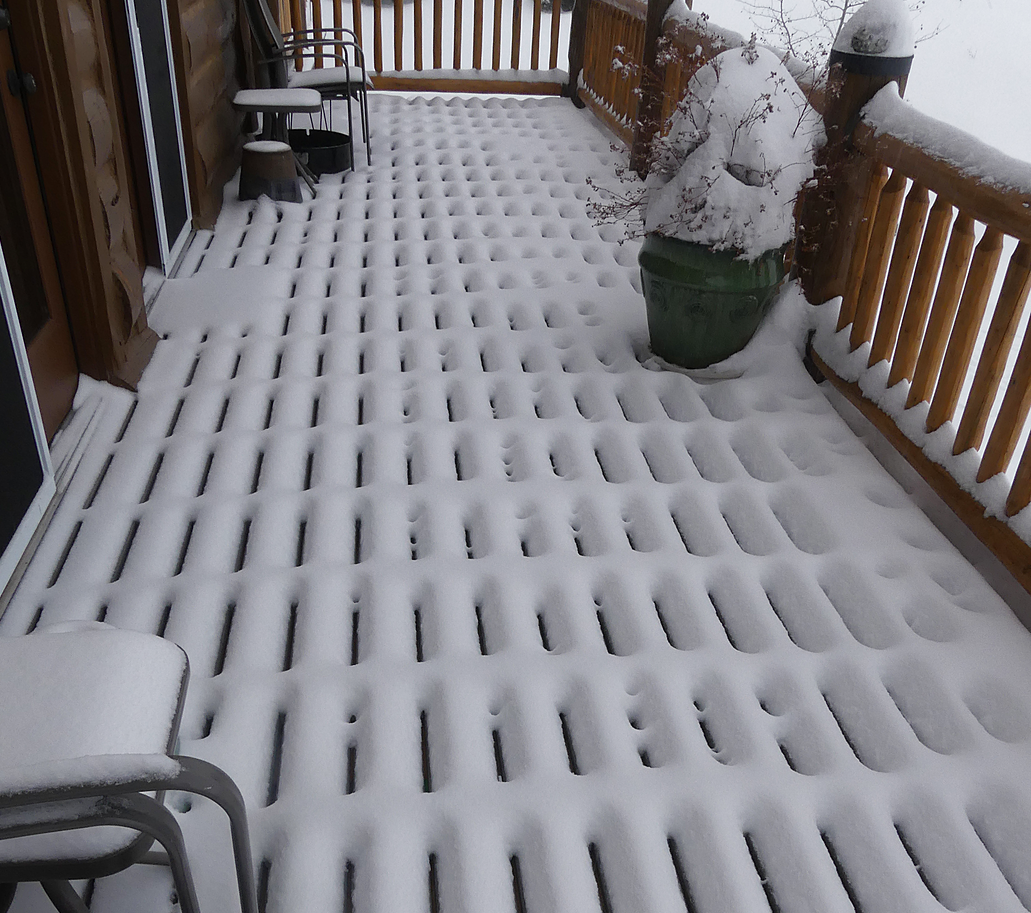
(0, 625, 256, 913)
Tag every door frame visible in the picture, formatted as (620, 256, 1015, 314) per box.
(0, 236, 55, 593)
(122, 0, 193, 272)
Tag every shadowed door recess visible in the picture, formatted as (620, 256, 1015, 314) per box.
(0, 0, 77, 441)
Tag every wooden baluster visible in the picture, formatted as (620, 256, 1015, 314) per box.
(925, 226, 1004, 433)
(954, 241, 1031, 455)
(394, 0, 404, 69)
(869, 182, 930, 366)
(311, 0, 323, 66)
(510, 0, 522, 67)
(530, 0, 542, 68)
(587, 5, 601, 93)
(373, 0, 383, 72)
(837, 163, 888, 332)
(849, 167, 906, 351)
(634, 22, 646, 123)
(888, 194, 953, 387)
(492, 0, 503, 69)
(473, 0, 483, 67)
(977, 262, 1031, 482)
(1006, 440, 1031, 516)
(597, 12, 611, 107)
(549, 0, 561, 69)
(661, 55, 680, 127)
(580, 5, 592, 89)
(617, 15, 632, 120)
(414, 0, 423, 69)
(433, 0, 443, 67)
(290, 0, 304, 67)
(453, 0, 462, 68)
(350, 0, 363, 52)
(605, 12, 619, 109)
(906, 213, 975, 409)
(613, 15, 626, 119)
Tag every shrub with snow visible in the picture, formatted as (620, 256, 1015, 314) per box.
(643, 43, 823, 259)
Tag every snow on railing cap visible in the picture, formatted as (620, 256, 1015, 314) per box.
(833, 0, 915, 58)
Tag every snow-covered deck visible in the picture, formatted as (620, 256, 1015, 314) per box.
(6, 93, 1031, 913)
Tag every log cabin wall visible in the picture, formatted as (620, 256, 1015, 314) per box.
(17, 0, 157, 389)
(5, 0, 249, 396)
(166, 0, 250, 230)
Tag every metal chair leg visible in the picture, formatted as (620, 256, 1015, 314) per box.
(169, 758, 258, 913)
(0, 795, 202, 913)
(40, 882, 89, 913)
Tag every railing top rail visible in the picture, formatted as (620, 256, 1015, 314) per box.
(661, 6, 743, 51)
(857, 84, 1031, 241)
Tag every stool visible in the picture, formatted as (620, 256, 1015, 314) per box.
(232, 88, 324, 201)
(239, 140, 301, 202)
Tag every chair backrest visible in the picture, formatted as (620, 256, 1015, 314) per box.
(240, 0, 291, 88)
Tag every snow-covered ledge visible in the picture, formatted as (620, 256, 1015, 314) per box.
(862, 83, 1031, 199)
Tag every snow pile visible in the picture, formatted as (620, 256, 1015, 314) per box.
(833, 0, 915, 58)
(864, 83, 1031, 195)
(644, 46, 822, 259)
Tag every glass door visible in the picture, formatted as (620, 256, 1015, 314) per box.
(0, 236, 54, 593)
(124, 0, 192, 271)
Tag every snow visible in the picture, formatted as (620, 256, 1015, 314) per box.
(4, 93, 1031, 913)
(245, 140, 294, 155)
(643, 47, 822, 258)
(863, 82, 1031, 195)
(0, 626, 185, 770)
(233, 88, 323, 113)
(832, 0, 915, 58)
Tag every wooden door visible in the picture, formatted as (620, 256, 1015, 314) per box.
(0, 1, 78, 442)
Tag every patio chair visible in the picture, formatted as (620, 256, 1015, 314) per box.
(242, 0, 373, 165)
(0, 624, 257, 913)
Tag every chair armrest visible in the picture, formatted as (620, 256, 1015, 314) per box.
(275, 36, 367, 61)
(0, 754, 183, 808)
(283, 27, 359, 40)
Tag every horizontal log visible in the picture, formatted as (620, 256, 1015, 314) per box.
(580, 90, 634, 145)
(371, 72, 565, 94)
(808, 346, 1031, 602)
(854, 120, 1031, 242)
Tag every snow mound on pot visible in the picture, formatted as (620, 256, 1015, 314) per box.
(644, 45, 822, 260)
(833, 0, 915, 58)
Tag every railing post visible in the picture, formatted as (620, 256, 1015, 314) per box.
(626, 0, 684, 174)
(795, 5, 914, 305)
(628, 0, 678, 175)
(565, 0, 591, 103)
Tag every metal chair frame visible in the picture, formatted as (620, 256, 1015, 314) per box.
(242, 0, 373, 166)
(0, 636, 257, 913)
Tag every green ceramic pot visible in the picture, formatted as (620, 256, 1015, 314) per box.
(638, 234, 788, 369)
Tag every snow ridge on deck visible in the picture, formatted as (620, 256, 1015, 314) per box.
(6, 95, 1031, 913)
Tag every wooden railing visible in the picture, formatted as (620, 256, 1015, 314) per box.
(276, 0, 575, 93)
(578, 0, 645, 144)
(812, 89, 1031, 487)
(800, 77, 1031, 588)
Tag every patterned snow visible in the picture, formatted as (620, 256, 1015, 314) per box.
(6, 94, 1031, 913)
